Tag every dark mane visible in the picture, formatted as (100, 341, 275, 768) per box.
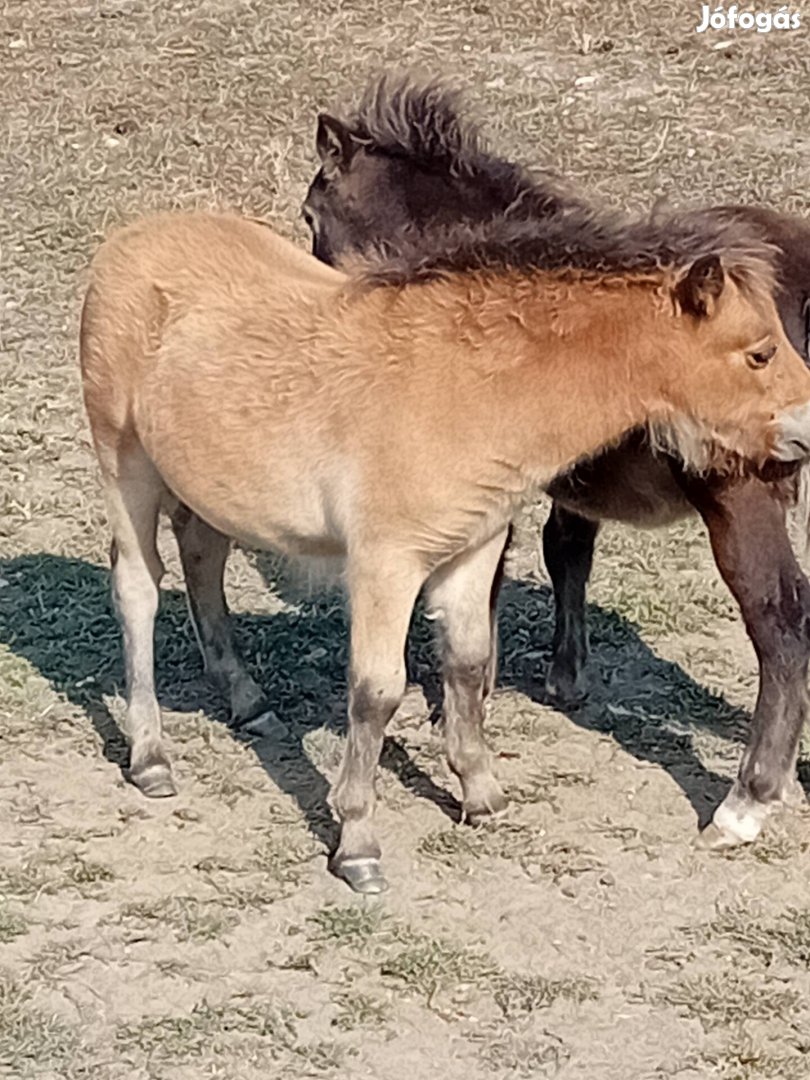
(335, 74, 777, 298)
(345, 74, 576, 218)
(357, 203, 778, 295)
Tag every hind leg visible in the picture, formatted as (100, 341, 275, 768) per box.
(170, 504, 269, 724)
(104, 446, 175, 797)
(542, 503, 599, 703)
(427, 529, 510, 824)
(484, 525, 511, 699)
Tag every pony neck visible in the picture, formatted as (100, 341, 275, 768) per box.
(476, 273, 676, 482)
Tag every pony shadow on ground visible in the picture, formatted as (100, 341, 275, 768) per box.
(0, 552, 746, 847)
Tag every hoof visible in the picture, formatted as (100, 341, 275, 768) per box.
(230, 689, 273, 729)
(224, 666, 271, 727)
(694, 822, 745, 851)
(332, 857, 389, 895)
(705, 795, 769, 847)
(544, 667, 588, 706)
(696, 793, 771, 851)
(464, 786, 509, 826)
(130, 761, 177, 799)
(782, 778, 808, 809)
(239, 708, 279, 736)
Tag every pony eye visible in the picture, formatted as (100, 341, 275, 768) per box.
(302, 207, 319, 234)
(747, 343, 777, 369)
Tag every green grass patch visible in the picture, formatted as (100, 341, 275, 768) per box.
(418, 822, 603, 882)
(330, 990, 389, 1031)
(649, 971, 800, 1031)
(0, 851, 114, 901)
(0, 905, 28, 944)
(307, 903, 389, 945)
(117, 896, 240, 943)
(492, 972, 598, 1017)
(381, 932, 497, 999)
(700, 904, 810, 968)
(0, 972, 76, 1075)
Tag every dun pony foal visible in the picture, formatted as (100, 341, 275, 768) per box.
(303, 76, 810, 850)
(81, 210, 810, 892)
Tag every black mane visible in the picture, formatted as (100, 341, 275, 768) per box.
(336, 75, 776, 294)
(345, 74, 575, 218)
(358, 203, 778, 293)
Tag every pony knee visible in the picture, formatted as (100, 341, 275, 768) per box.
(334, 672, 404, 819)
(111, 552, 164, 628)
(445, 655, 490, 697)
(433, 602, 491, 666)
(350, 669, 406, 727)
(333, 670, 404, 826)
(113, 556, 164, 605)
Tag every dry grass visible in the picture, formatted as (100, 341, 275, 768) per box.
(380, 932, 498, 999)
(0, 850, 115, 901)
(307, 902, 390, 944)
(418, 820, 605, 885)
(115, 895, 241, 942)
(647, 970, 801, 1031)
(114, 999, 298, 1062)
(696, 902, 810, 968)
(492, 972, 599, 1018)
(697, 1044, 810, 1080)
(0, 973, 76, 1077)
(0, 906, 28, 945)
(476, 1028, 570, 1078)
(329, 989, 389, 1031)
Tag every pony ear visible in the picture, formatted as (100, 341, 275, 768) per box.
(316, 114, 358, 173)
(675, 254, 725, 319)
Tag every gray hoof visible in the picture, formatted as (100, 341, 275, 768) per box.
(693, 822, 743, 851)
(782, 778, 808, 809)
(239, 708, 279, 736)
(465, 805, 506, 827)
(333, 857, 389, 894)
(462, 777, 509, 826)
(229, 682, 273, 728)
(130, 762, 177, 798)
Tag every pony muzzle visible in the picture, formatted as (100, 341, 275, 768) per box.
(772, 402, 810, 462)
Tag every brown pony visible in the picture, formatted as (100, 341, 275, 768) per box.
(302, 76, 810, 852)
(80, 210, 810, 892)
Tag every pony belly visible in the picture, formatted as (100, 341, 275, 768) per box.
(136, 397, 357, 556)
(152, 451, 349, 558)
(177, 492, 348, 558)
(546, 443, 692, 527)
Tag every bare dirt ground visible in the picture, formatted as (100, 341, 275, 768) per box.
(3, 1, 810, 1077)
